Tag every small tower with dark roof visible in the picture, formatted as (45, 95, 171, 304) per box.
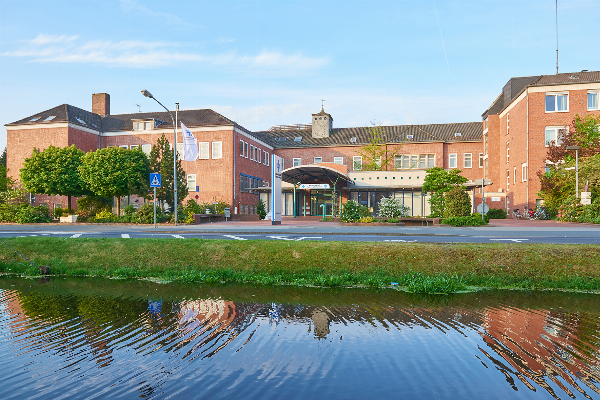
(311, 106, 332, 138)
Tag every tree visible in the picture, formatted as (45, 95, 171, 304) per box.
(0, 147, 6, 168)
(422, 167, 468, 217)
(443, 187, 472, 218)
(545, 114, 600, 164)
(356, 122, 397, 171)
(20, 145, 88, 214)
(148, 134, 187, 210)
(79, 147, 150, 216)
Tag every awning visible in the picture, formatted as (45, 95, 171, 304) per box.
(281, 163, 354, 186)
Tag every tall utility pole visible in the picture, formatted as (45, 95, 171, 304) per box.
(556, 0, 559, 74)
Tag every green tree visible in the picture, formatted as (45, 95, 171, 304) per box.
(79, 147, 150, 216)
(443, 187, 472, 218)
(257, 199, 267, 219)
(0, 147, 6, 168)
(20, 145, 88, 214)
(422, 167, 468, 217)
(148, 134, 187, 211)
(356, 122, 397, 171)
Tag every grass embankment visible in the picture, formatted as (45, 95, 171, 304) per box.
(0, 238, 599, 293)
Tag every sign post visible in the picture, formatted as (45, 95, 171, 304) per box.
(150, 173, 161, 228)
(271, 154, 283, 225)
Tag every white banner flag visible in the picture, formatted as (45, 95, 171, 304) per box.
(181, 122, 198, 161)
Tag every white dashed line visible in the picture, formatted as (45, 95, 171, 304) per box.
(70, 234, 82, 238)
(121, 234, 130, 239)
(172, 235, 185, 239)
(223, 235, 247, 241)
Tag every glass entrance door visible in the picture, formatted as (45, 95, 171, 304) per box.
(310, 190, 333, 217)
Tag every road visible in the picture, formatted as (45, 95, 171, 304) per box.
(0, 220, 599, 244)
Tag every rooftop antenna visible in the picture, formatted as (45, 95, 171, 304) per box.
(136, 104, 141, 112)
(321, 99, 325, 111)
(556, 0, 559, 74)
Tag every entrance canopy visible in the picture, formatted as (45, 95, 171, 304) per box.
(281, 163, 354, 186)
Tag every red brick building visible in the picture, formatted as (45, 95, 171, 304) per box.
(482, 71, 600, 215)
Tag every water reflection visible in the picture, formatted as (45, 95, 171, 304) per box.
(0, 278, 598, 399)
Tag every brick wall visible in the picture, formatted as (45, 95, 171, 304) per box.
(233, 131, 272, 214)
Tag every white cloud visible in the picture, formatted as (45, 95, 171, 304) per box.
(119, 0, 198, 29)
(2, 35, 328, 74)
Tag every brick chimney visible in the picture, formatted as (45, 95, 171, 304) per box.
(92, 93, 110, 116)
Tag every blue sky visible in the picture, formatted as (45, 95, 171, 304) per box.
(1, 0, 599, 152)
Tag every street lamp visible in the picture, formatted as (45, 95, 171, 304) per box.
(142, 89, 179, 225)
(566, 145, 580, 198)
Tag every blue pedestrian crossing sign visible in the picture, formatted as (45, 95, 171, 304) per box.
(150, 173, 161, 188)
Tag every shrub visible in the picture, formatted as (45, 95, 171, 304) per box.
(486, 208, 506, 219)
(358, 216, 373, 223)
(442, 215, 488, 226)
(257, 199, 267, 220)
(94, 210, 117, 223)
(133, 202, 168, 224)
(53, 207, 67, 219)
(340, 200, 370, 222)
(15, 204, 52, 224)
(558, 197, 600, 224)
(386, 217, 401, 223)
(377, 197, 410, 218)
(77, 196, 112, 221)
(443, 187, 471, 218)
(123, 204, 137, 216)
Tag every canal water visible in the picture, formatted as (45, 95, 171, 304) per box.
(0, 277, 598, 399)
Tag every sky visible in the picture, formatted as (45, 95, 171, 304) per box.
(1, 0, 599, 152)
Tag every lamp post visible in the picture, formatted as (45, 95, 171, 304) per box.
(566, 145, 580, 198)
(142, 89, 179, 225)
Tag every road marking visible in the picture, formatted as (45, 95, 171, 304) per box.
(121, 234, 130, 239)
(267, 235, 322, 241)
(70, 234, 82, 238)
(223, 235, 247, 241)
(491, 239, 529, 243)
(171, 235, 185, 239)
(384, 239, 417, 242)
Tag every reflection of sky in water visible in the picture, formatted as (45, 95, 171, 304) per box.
(0, 282, 598, 399)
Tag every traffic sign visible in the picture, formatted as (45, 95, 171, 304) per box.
(299, 184, 330, 189)
(150, 173, 161, 188)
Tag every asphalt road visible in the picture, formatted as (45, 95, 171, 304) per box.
(0, 223, 599, 244)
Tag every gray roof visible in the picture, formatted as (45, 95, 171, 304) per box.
(252, 122, 482, 148)
(101, 109, 236, 132)
(483, 70, 600, 119)
(8, 104, 103, 130)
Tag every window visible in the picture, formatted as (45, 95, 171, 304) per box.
(394, 155, 402, 169)
(588, 91, 599, 111)
(334, 157, 344, 165)
(374, 156, 381, 169)
(199, 142, 209, 159)
(130, 144, 139, 150)
(522, 163, 527, 182)
(545, 92, 568, 112)
(479, 153, 484, 168)
(484, 118, 488, 131)
(411, 155, 419, 169)
(264, 150, 268, 165)
(353, 156, 362, 170)
(141, 144, 152, 155)
(119, 145, 128, 149)
(212, 141, 222, 159)
(256, 148, 261, 163)
(464, 153, 472, 168)
(506, 169, 510, 190)
(545, 126, 565, 146)
(314, 157, 322, 164)
(449, 153, 457, 168)
(265, 152, 269, 166)
(144, 121, 152, 130)
(187, 174, 196, 191)
(293, 158, 301, 167)
(513, 166, 517, 184)
(240, 140, 244, 157)
(176, 143, 184, 159)
(506, 142, 509, 163)
(244, 142, 248, 158)
(506, 113, 509, 135)
(250, 145, 254, 160)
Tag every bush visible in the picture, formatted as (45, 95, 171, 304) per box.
(442, 215, 488, 226)
(486, 208, 506, 219)
(77, 196, 112, 221)
(15, 204, 52, 223)
(94, 210, 117, 223)
(358, 216, 373, 223)
(386, 217, 401, 223)
(53, 206, 67, 219)
(340, 200, 370, 222)
(133, 203, 168, 224)
(443, 187, 471, 218)
(377, 197, 410, 218)
(558, 197, 600, 224)
(123, 204, 137, 216)
(257, 199, 267, 220)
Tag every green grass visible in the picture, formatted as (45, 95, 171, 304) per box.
(0, 237, 599, 293)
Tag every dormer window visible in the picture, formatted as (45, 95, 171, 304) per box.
(454, 132, 462, 137)
(133, 120, 154, 130)
(350, 137, 357, 143)
(29, 117, 41, 122)
(44, 116, 56, 122)
(406, 135, 414, 139)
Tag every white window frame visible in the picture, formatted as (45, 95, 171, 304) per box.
(212, 141, 222, 159)
(244, 142, 248, 158)
(545, 92, 569, 113)
(265, 152, 269, 166)
(479, 153, 484, 168)
(141, 144, 152, 156)
(240, 140, 244, 157)
(119, 145, 128, 149)
(506, 142, 509, 163)
(263, 150, 268, 165)
(464, 153, 472, 168)
(545, 126, 566, 147)
(130, 144, 139, 150)
(588, 91, 599, 111)
(353, 156, 362, 170)
(506, 169, 510, 190)
(449, 153, 457, 169)
(506, 113, 509, 135)
(144, 121, 152, 130)
(250, 144, 254, 161)
(521, 163, 528, 182)
(199, 142, 209, 159)
(513, 166, 517, 185)
(176, 143, 184, 159)
(333, 156, 344, 165)
(257, 148, 261, 163)
(187, 174, 196, 191)
(293, 158, 301, 167)
(314, 157, 322, 164)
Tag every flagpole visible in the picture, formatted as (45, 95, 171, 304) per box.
(175, 103, 179, 226)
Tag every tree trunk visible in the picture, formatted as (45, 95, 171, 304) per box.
(68, 195, 72, 215)
(117, 196, 121, 217)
